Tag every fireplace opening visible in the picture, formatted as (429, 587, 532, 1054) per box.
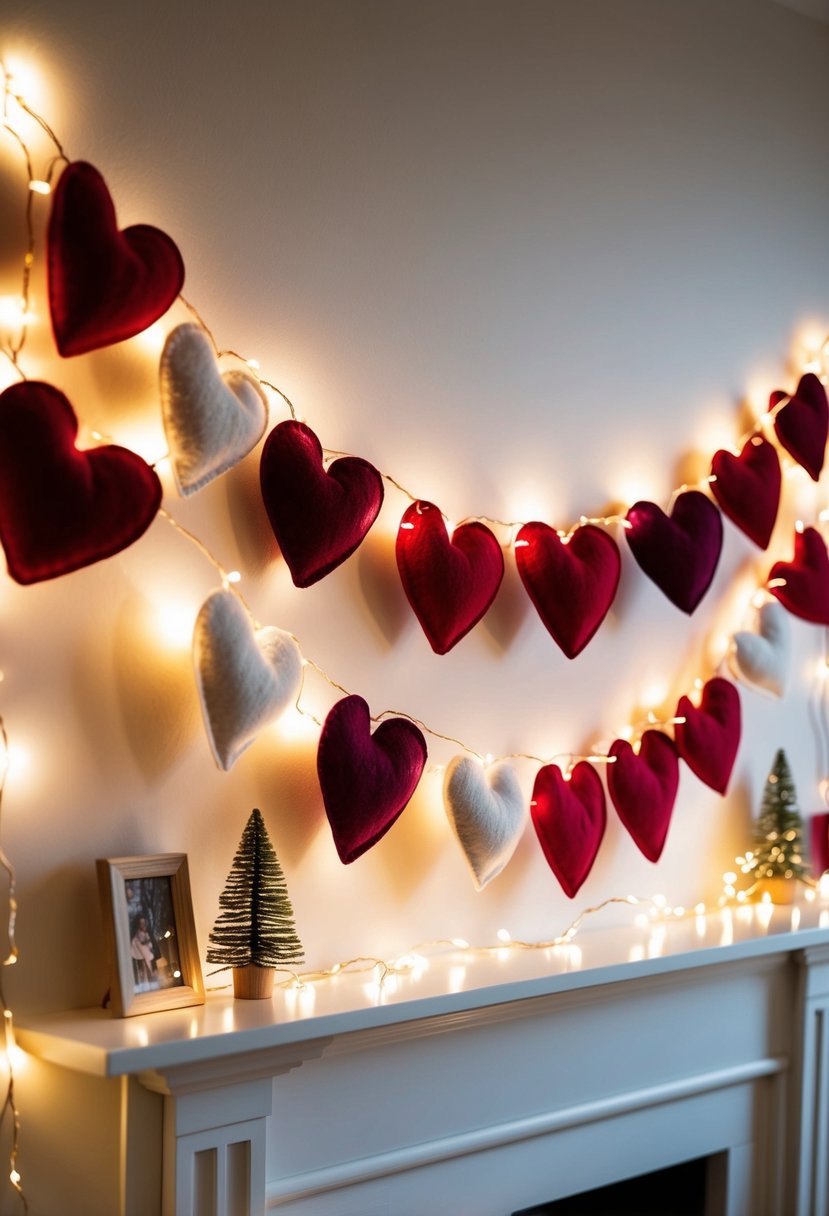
(512, 1155, 709, 1216)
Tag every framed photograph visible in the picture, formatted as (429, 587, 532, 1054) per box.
(97, 854, 204, 1017)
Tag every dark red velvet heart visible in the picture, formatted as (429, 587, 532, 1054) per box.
(710, 435, 780, 549)
(530, 761, 606, 898)
(674, 676, 741, 795)
(608, 731, 679, 862)
(770, 372, 828, 482)
(48, 161, 184, 357)
(514, 522, 620, 658)
(260, 420, 384, 587)
(0, 381, 162, 584)
(396, 502, 504, 654)
(768, 526, 829, 625)
(625, 490, 723, 614)
(317, 694, 427, 864)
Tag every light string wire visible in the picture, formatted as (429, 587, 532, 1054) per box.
(0, 720, 26, 1213)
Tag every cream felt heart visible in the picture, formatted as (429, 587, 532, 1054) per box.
(729, 600, 791, 699)
(443, 756, 526, 890)
(194, 589, 302, 770)
(161, 323, 267, 496)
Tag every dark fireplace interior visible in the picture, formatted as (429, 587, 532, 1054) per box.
(513, 1156, 708, 1216)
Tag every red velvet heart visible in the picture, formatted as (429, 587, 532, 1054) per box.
(317, 694, 427, 864)
(260, 420, 384, 587)
(674, 677, 741, 795)
(396, 502, 504, 654)
(608, 731, 679, 862)
(0, 381, 162, 584)
(514, 522, 620, 658)
(48, 161, 184, 357)
(710, 435, 780, 549)
(770, 373, 828, 482)
(768, 526, 829, 625)
(530, 761, 606, 898)
(625, 490, 723, 614)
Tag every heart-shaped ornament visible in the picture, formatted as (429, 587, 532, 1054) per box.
(0, 381, 161, 584)
(317, 695, 427, 863)
(608, 731, 679, 862)
(770, 373, 828, 482)
(194, 589, 302, 771)
(443, 756, 526, 890)
(160, 323, 268, 496)
(514, 522, 620, 658)
(48, 161, 184, 357)
(625, 490, 723, 614)
(260, 420, 384, 587)
(396, 501, 504, 654)
(710, 435, 780, 549)
(674, 676, 741, 794)
(768, 526, 829, 625)
(729, 600, 791, 698)
(530, 761, 606, 898)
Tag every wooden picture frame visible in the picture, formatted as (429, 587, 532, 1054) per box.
(96, 853, 205, 1017)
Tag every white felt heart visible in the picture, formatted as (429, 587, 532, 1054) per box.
(160, 322, 267, 496)
(729, 600, 791, 699)
(194, 589, 302, 770)
(443, 756, 527, 890)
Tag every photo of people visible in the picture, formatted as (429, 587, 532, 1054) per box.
(124, 877, 184, 994)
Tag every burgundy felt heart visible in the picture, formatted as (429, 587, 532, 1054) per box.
(396, 502, 504, 654)
(530, 761, 606, 898)
(710, 435, 780, 549)
(317, 694, 427, 864)
(768, 526, 829, 625)
(0, 381, 162, 584)
(608, 731, 679, 862)
(625, 490, 723, 614)
(514, 522, 620, 658)
(260, 420, 384, 587)
(674, 676, 741, 795)
(48, 161, 184, 357)
(770, 372, 828, 482)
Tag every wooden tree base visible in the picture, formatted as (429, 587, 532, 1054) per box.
(755, 877, 796, 906)
(233, 965, 275, 1000)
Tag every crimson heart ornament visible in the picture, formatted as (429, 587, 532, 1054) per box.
(0, 381, 161, 584)
(514, 522, 620, 658)
(625, 490, 723, 614)
(396, 501, 504, 654)
(608, 732, 679, 862)
(674, 677, 741, 795)
(317, 695, 427, 864)
(768, 526, 829, 625)
(710, 435, 780, 549)
(260, 420, 383, 587)
(530, 761, 606, 898)
(48, 161, 184, 357)
(770, 373, 828, 482)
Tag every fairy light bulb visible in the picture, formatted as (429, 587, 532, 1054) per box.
(28, 179, 50, 195)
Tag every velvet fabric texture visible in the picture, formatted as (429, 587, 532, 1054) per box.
(710, 435, 780, 549)
(770, 372, 828, 482)
(260, 420, 383, 587)
(729, 600, 791, 698)
(317, 695, 427, 864)
(160, 323, 267, 496)
(443, 756, 526, 890)
(0, 381, 161, 584)
(396, 501, 504, 654)
(514, 522, 620, 658)
(530, 761, 606, 898)
(768, 526, 829, 626)
(625, 490, 723, 614)
(48, 161, 184, 357)
(674, 677, 741, 795)
(608, 731, 679, 863)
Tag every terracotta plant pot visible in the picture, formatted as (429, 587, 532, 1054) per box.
(232, 964, 275, 1000)
(755, 877, 796, 906)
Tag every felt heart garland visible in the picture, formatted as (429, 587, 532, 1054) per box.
(674, 676, 741, 795)
(443, 756, 527, 890)
(0, 381, 162, 584)
(710, 435, 780, 549)
(48, 161, 184, 357)
(514, 522, 621, 658)
(625, 490, 723, 614)
(317, 695, 427, 863)
(768, 526, 829, 626)
(607, 732, 679, 863)
(260, 420, 384, 587)
(396, 501, 504, 653)
(160, 323, 268, 496)
(729, 600, 791, 698)
(530, 761, 606, 898)
(193, 589, 303, 771)
(770, 372, 828, 482)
